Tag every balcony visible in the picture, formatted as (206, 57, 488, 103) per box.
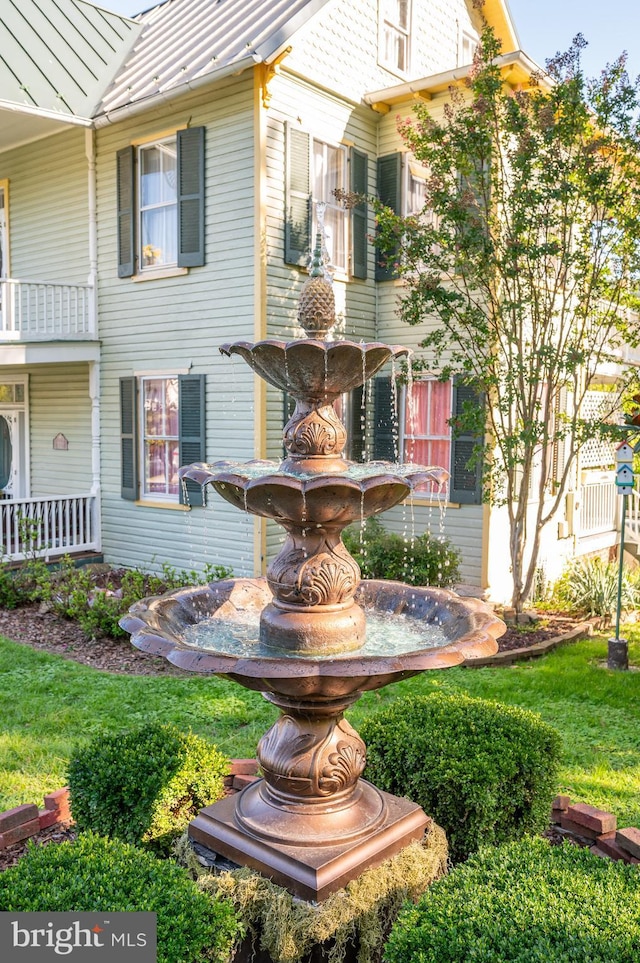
(0, 492, 100, 562)
(0, 278, 96, 341)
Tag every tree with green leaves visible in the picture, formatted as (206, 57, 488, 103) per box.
(375, 28, 640, 611)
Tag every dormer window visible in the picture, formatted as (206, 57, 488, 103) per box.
(380, 0, 411, 75)
(460, 29, 479, 67)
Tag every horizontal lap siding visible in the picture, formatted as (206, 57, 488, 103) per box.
(0, 363, 92, 498)
(381, 502, 483, 586)
(0, 128, 89, 283)
(96, 78, 258, 577)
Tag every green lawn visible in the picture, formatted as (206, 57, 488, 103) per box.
(1, 630, 639, 825)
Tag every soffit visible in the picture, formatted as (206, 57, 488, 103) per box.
(99, 0, 333, 117)
(364, 51, 549, 110)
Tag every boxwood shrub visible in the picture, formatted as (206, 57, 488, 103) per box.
(68, 723, 229, 853)
(360, 692, 561, 863)
(343, 517, 461, 587)
(0, 832, 239, 963)
(384, 837, 640, 962)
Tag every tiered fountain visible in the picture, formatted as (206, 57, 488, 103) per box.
(121, 239, 504, 902)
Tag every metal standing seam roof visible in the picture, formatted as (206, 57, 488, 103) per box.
(98, 0, 333, 118)
(0, 0, 141, 119)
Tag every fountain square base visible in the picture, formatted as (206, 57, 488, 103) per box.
(189, 781, 430, 902)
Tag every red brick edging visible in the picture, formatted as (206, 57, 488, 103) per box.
(551, 795, 640, 864)
(0, 788, 71, 850)
(3, 767, 639, 868)
(0, 762, 261, 853)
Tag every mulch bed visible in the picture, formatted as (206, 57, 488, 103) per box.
(0, 603, 589, 873)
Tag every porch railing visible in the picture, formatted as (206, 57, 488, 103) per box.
(0, 493, 99, 561)
(578, 476, 618, 538)
(0, 278, 95, 340)
(627, 488, 640, 547)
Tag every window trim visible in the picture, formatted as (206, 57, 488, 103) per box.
(139, 374, 180, 503)
(120, 374, 206, 507)
(400, 378, 452, 498)
(117, 126, 205, 279)
(378, 0, 412, 76)
(137, 136, 179, 275)
(311, 138, 349, 276)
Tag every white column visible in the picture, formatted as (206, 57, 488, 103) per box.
(89, 360, 101, 552)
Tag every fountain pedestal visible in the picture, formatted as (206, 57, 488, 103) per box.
(189, 688, 430, 901)
(190, 785, 429, 903)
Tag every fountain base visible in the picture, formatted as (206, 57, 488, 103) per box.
(189, 779, 430, 901)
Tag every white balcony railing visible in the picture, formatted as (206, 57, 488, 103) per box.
(0, 278, 95, 340)
(0, 493, 99, 561)
(627, 488, 640, 546)
(578, 477, 618, 538)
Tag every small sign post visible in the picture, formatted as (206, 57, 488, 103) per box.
(609, 442, 635, 669)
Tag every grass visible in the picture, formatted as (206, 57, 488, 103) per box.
(1, 629, 639, 824)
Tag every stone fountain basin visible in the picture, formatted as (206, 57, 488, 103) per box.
(220, 340, 409, 403)
(180, 461, 448, 525)
(121, 577, 505, 701)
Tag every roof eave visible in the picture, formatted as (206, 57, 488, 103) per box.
(0, 100, 92, 128)
(364, 50, 550, 110)
(94, 54, 261, 128)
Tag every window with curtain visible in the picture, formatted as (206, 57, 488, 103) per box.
(403, 378, 452, 475)
(138, 139, 178, 270)
(312, 140, 347, 273)
(141, 376, 179, 498)
(380, 0, 411, 73)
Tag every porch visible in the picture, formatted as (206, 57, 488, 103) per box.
(577, 471, 640, 555)
(0, 279, 96, 341)
(0, 492, 100, 562)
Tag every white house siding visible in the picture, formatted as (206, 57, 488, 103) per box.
(28, 364, 93, 497)
(96, 76, 259, 577)
(0, 363, 92, 499)
(287, 0, 482, 103)
(0, 128, 90, 284)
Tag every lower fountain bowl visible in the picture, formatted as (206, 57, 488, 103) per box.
(120, 576, 505, 700)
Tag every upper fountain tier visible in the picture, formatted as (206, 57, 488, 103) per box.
(220, 339, 409, 407)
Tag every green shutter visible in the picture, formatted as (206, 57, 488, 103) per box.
(285, 124, 311, 266)
(120, 377, 138, 500)
(375, 153, 403, 281)
(449, 380, 484, 504)
(348, 385, 365, 462)
(177, 126, 205, 268)
(116, 147, 135, 278)
(372, 377, 397, 461)
(350, 148, 368, 279)
(179, 374, 206, 506)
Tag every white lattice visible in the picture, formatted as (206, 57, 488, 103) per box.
(579, 391, 617, 469)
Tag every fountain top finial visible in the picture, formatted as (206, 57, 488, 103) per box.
(297, 232, 336, 339)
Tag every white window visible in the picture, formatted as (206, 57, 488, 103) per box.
(402, 378, 452, 473)
(312, 140, 348, 273)
(460, 30, 479, 67)
(380, 0, 411, 74)
(138, 138, 178, 270)
(141, 376, 180, 500)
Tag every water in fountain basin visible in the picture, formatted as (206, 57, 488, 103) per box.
(180, 606, 451, 660)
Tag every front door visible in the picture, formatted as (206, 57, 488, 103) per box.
(0, 411, 21, 498)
